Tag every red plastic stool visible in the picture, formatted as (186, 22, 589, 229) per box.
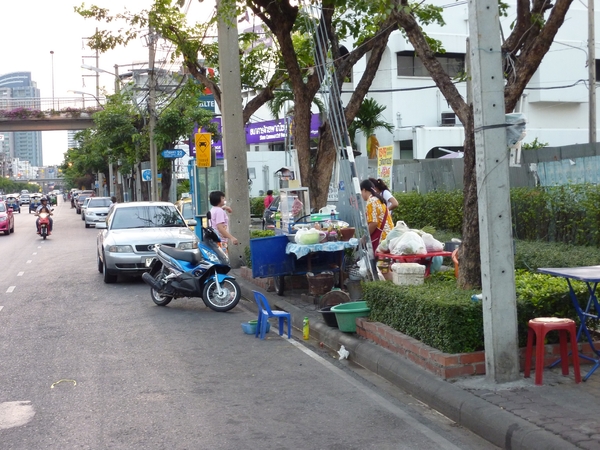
(524, 317, 581, 385)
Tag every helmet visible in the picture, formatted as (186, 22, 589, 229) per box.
(41, 196, 48, 202)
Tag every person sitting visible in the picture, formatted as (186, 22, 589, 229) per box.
(35, 196, 54, 234)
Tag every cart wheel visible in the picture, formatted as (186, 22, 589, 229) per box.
(274, 276, 285, 296)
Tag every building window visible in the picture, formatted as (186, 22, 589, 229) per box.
(397, 51, 465, 78)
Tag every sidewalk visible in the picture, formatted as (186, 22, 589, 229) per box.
(233, 269, 600, 450)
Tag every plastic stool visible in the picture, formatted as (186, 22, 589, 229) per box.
(524, 317, 581, 385)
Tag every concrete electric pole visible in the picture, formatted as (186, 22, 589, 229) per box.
(216, 0, 251, 268)
(468, 0, 519, 382)
(148, 27, 159, 202)
(589, 0, 596, 143)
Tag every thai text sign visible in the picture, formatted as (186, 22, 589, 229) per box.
(377, 145, 394, 191)
(245, 114, 321, 144)
(195, 133, 212, 168)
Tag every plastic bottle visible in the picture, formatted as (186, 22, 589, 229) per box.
(331, 209, 336, 221)
(303, 317, 309, 340)
(471, 294, 482, 302)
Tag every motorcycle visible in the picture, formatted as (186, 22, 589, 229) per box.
(37, 210, 53, 240)
(142, 228, 241, 312)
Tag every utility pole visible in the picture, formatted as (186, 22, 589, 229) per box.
(589, 0, 596, 143)
(217, 0, 251, 268)
(148, 27, 159, 202)
(469, 0, 519, 382)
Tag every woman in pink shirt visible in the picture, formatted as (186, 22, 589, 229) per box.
(209, 191, 238, 251)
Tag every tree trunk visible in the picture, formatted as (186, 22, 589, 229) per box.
(457, 109, 481, 289)
(160, 165, 172, 202)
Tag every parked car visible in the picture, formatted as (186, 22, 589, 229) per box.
(19, 194, 31, 205)
(6, 195, 20, 213)
(175, 198, 195, 230)
(75, 193, 93, 214)
(84, 197, 112, 228)
(96, 202, 198, 283)
(29, 194, 42, 213)
(0, 201, 15, 235)
(80, 196, 93, 220)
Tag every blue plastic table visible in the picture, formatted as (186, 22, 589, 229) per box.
(538, 266, 600, 380)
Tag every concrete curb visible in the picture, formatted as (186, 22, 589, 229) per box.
(235, 273, 577, 450)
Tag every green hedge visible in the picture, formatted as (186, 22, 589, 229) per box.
(250, 196, 266, 217)
(364, 271, 588, 354)
(393, 184, 600, 247)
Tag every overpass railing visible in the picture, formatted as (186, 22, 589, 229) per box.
(0, 97, 106, 118)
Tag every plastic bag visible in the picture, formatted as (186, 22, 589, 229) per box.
(390, 231, 427, 255)
(421, 233, 444, 252)
(377, 221, 410, 252)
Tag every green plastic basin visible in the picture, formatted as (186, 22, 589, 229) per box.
(330, 301, 370, 333)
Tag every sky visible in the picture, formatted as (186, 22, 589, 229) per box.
(0, 0, 215, 166)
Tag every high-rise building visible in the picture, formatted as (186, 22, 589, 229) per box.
(0, 72, 43, 167)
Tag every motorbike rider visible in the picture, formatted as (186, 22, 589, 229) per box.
(35, 196, 54, 234)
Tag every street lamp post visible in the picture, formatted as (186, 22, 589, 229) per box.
(69, 90, 102, 107)
(50, 51, 55, 110)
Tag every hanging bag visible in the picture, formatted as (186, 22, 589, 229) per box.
(370, 208, 389, 251)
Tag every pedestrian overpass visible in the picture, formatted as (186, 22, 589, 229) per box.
(0, 97, 103, 132)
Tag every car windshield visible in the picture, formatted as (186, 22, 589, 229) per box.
(89, 198, 112, 208)
(111, 205, 186, 230)
(181, 202, 194, 220)
(0, 203, 5, 212)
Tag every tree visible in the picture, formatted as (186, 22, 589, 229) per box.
(393, 0, 574, 288)
(347, 98, 394, 158)
(76, 0, 418, 208)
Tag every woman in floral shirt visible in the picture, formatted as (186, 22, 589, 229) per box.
(360, 179, 393, 250)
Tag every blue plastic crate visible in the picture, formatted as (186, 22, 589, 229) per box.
(250, 235, 295, 278)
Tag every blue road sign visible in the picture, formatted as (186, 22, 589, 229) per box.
(142, 169, 152, 181)
(161, 149, 186, 159)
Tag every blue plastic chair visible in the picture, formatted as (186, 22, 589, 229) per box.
(253, 291, 292, 339)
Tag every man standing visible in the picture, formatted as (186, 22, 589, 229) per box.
(264, 190, 274, 209)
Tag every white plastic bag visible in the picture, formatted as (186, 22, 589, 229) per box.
(421, 232, 444, 252)
(377, 221, 410, 252)
(391, 231, 427, 255)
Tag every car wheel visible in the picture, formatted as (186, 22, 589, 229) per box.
(3, 230, 8, 235)
(85, 223, 90, 228)
(102, 254, 117, 283)
(10, 223, 14, 233)
(97, 253, 103, 273)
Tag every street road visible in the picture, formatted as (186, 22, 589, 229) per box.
(0, 198, 496, 449)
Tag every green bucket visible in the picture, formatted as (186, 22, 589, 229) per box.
(330, 301, 370, 333)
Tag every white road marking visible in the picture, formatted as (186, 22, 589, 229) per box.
(37, 246, 41, 248)
(0, 306, 3, 312)
(17, 272, 24, 277)
(0, 401, 35, 430)
(6, 286, 15, 293)
(288, 339, 463, 450)
(32, 252, 37, 255)
(26, 260, 32, 264)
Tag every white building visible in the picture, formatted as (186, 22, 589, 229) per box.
(343, 0, 595, 159)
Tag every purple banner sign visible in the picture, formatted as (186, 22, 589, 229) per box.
(245, 114, 321, 145)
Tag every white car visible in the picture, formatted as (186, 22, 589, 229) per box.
(96, 201, 198, 283)
(84, 197, 112, 227)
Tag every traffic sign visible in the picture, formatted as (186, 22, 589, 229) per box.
(195, 133, 212, 168)
(142, 169, 152, 181)
(161, 149, 186, 159)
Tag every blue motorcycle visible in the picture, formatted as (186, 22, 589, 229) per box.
(142, 228, 240, 312)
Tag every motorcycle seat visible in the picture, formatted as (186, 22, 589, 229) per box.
(160, 245, 203, 265)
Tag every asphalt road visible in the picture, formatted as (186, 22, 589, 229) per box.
(0, 198, 497, 450)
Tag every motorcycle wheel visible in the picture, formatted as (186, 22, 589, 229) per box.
(202, 278, 241, 312)
(150, 270, 173, 306)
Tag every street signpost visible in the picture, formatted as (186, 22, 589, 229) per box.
(161, 149, 186, 159)
(195, 133, 212, 168)
(142, 169, 152, 181)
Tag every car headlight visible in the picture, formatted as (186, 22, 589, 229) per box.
(0, 217, 6, 222)
(177, 241, 198, 250)
(107, 245, 134, 253)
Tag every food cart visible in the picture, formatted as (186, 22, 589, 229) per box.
(250, 188, 358, 295)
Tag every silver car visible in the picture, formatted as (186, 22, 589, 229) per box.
(84, 197, 112, 227)
(96, 201, 198, 283)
